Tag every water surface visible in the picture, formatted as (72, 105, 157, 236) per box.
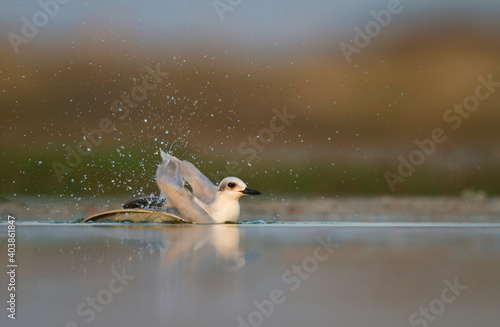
(1, 222, 499, 327)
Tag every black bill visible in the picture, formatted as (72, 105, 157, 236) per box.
(241, 187, 261, 195)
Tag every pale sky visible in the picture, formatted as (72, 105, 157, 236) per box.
(2, 0, 500, 48)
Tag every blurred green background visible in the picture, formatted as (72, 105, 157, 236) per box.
(1, 0, 500, 199)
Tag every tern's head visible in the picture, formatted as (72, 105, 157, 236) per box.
(218, 177, 261, 199)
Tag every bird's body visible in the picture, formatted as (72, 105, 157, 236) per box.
(203, 179, 244, 222)
(152, 151, 260, 223)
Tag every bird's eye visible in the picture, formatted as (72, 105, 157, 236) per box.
(228, 182, 236, 188)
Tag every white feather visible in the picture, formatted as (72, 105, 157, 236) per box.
(156, 151, 259, 223)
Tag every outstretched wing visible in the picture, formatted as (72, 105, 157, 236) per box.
(156, 152, 215, 223)
(160, 150, 218, 204)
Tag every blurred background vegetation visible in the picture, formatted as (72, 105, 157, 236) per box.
(1, 0, 499, 199)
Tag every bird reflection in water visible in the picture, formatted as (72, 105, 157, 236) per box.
(139, 225, 247, 272)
